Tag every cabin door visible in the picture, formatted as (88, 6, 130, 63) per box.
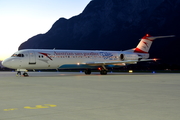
(29, 51, 36, 64)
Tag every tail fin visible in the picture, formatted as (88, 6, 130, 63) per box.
(134, 34, 175, 53)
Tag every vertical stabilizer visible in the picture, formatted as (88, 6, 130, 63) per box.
(134, 34, 175, 53)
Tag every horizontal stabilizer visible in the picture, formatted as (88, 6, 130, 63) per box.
(147, 35, 175, 40)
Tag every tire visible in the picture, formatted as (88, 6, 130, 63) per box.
(23, 72, 29, 77)
(100, 70, 107, 75)
(85, 69, 91, 75)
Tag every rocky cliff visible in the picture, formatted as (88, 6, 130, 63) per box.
(19, 0, 180, 64)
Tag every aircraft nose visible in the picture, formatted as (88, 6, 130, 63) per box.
(2, 58, 11, 68)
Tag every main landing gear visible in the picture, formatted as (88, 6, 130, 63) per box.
(100, 69, 107, 75)
(99, 65, 108, 75)
(84, 65, 108, 75)
(84, 69, 91, 75)
(16, 69, 29, 77)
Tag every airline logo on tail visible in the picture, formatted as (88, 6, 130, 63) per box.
(134, 34, 175, 53)
(134, 34, 152, 53)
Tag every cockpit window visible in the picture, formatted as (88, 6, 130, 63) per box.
(11, 54, 17, 57)
(11, 54, 24, 57)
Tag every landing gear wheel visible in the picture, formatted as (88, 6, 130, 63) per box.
(85, 69, 91, 75)
(23, 72, 29, 77)
(100, 70, 107, 75)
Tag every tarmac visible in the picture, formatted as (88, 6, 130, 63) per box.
(0, 71, 180, 120)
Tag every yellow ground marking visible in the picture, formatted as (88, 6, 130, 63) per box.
(4, 104, 57, 111)
(44, 104, 57, 107)
(24, 104, 57, 109)
(24, 106, 39, 109)
(4, 108, 18, 111)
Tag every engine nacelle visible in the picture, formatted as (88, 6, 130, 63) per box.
(120, 53, 148, 61)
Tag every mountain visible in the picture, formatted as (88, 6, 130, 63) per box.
(19, 0, 180, 64)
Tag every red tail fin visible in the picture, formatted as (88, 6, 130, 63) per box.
(134, 34, 175, 53)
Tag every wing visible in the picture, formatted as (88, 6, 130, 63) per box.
(82, 59, 155, 66)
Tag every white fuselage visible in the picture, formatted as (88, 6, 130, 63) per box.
(2, 49, 149, 70)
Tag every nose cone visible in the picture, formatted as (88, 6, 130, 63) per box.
(2, 58, 12, 68)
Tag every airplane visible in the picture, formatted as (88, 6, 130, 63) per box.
(2, 34, 174, 76)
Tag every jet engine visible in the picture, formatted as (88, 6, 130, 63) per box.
(119, 54, 144, 61)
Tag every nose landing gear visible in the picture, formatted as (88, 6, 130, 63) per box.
(16, 71, 21, 76)
(16, 69, 29, 77)
(23, 72, 29, 77)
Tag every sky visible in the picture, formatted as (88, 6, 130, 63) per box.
(0, 0, 91, 61)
